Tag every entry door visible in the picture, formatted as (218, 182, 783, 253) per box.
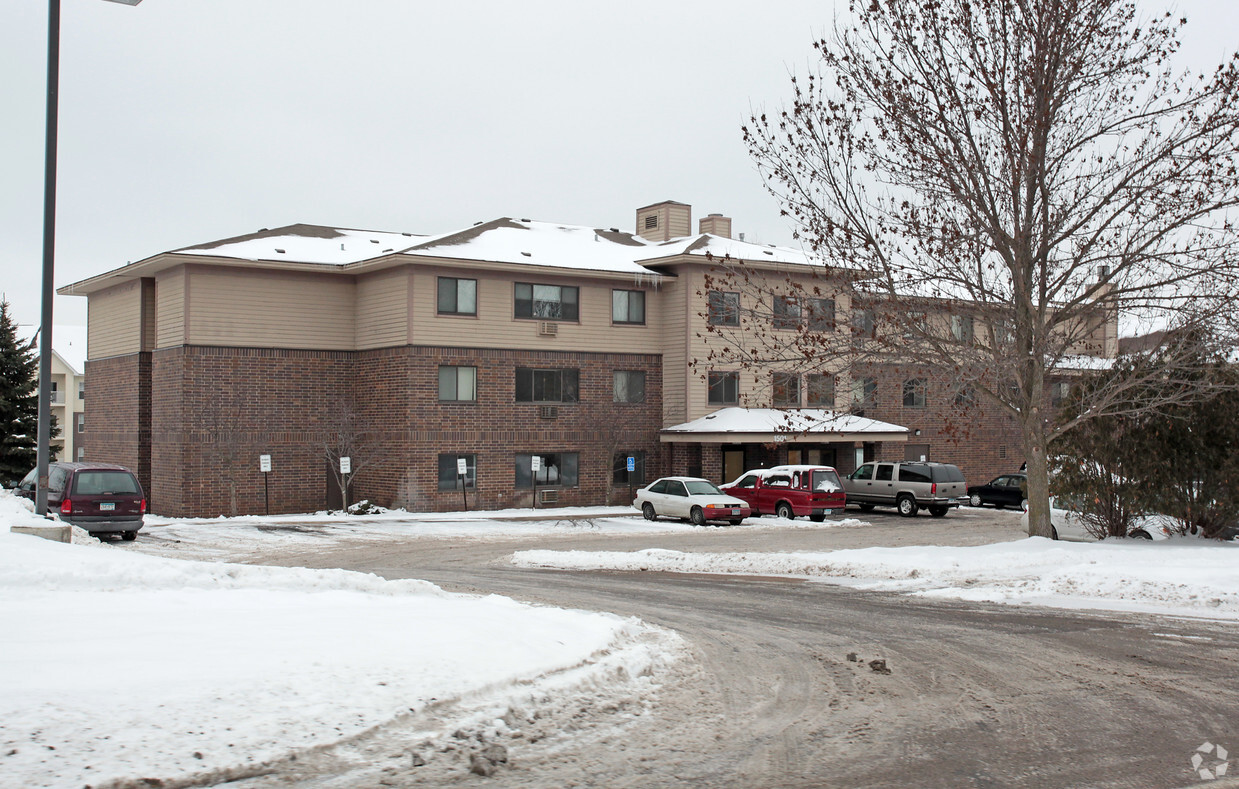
(723, 448, 745, 484)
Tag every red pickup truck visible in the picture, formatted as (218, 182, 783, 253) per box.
(720, 465, 846, 521)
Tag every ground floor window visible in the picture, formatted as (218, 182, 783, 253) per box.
(515, 452, 579, 488)
(438, 453, 477, 490)
(612, 451, 646, 486)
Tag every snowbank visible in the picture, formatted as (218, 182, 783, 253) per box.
(0, 492, 679, 788)
(512, 537, 1239, 619)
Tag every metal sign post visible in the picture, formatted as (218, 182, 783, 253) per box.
(627, 455, 636, 505)
(531, 455, 541, 508)
(259, 454, 272, 516)
(340, 456, 351, 511)
(457, 456, 469, 512)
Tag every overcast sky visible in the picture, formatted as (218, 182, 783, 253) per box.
(2, 1, 1237, 329)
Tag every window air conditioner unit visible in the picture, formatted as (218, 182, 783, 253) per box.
(538, 405, 559, 419)
(539, 489, 559, 504)
(538, 321, 558, 336)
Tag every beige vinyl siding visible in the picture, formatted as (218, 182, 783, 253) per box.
(409, 267, 665, 354)
(660, 275, 689, 426)
(667, 208, 691, 240)
(140, 279, 156, 351)
(187, 268, 355, 349)
(356, 268, 409, 349)
(87, 280, 143, 359)
(156, 268, 186, 348)
(683, 266, 852, 421)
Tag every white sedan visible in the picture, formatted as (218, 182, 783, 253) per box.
(634, 477, 752, 526)
(1022, 497, 1173, 541)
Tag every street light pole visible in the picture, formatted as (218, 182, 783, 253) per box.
(36, 0, 143, 516)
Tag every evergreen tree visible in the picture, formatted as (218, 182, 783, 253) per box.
(0, 302, 44, 482)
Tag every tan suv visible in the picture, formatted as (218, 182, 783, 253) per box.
(842, 461, 966, 517)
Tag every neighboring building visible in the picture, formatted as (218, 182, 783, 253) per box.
(60, 201, 1117, 517)
(17, 325, 87, 463)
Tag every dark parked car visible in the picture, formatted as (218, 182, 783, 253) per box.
(13, 462, 146, 540)
(967, 473, 1028, 509)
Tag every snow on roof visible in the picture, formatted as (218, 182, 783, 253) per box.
(16, 324, 87, 375)
(174, 224, 439, 265)
(406, 218, 669, 276)
(169, 219, 828, 276)
(634, 234, 827, 268)
(1058, 354, 1115, 371)
(662, 407, 908, 437)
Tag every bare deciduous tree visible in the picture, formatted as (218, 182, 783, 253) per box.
(727, 0, 1239, 536)
(323, 399, 381, 512)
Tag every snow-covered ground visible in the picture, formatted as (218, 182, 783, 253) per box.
(7, 489, 1239, 789)
(513, 536, 1239, 620)
(0, 493, 683, 789)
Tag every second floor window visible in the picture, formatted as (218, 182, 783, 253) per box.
(438, 277, 477, 315)
(515, 368, 579, 403)
(613, 290, 645, 324)
(708, 371, 739, 405)
(852, 377, 877, 411)
(806, 373, 835, 407)
(772, 372, 800, 407)
(951, 314, 975, 343)
(76, 413, 85, 433)
(77, 381, 85, 401)
(903, 378, 927, 408)
(806, 298, 836, 331)
(852, 308, 877, 339)
(439, 366, 477, 401)
(614, 370, 646, 403)
(773, 296, 801, 330)
(515, 283, 578, 321)
(708, 291, 740, 326)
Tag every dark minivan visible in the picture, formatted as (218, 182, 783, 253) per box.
(14, 462, 146, 540)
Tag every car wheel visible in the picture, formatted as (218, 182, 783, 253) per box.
(809, 514, 826, 522)
(928, 505, 949, 517)
(690, 506, 706, 526)
(857, 503, 875, 511)
(897, 495, 919, 517)
(642, 503, 657, 521)
(1130, 529, 1153, 540)
(729, 519, 743, 526)
(969, 493, 982, 507)
(1051, 526, 1060, 541)
(121, 531, 137, 542)
(776, 502, 794, 520)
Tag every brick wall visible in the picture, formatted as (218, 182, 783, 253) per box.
(82, 353, 151, 501)
(141, 344, 664, 517)
(858, 363, 1024, 485)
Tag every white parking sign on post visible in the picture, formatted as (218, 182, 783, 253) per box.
(340, 456, 351, 475)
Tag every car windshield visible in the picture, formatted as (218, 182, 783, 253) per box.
(812, 470, 842, 492)
(72, 471, 139, 496)
(684, 480, 724, 496)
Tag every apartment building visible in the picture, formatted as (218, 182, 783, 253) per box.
(61, 201, 1114, 516)
(18, 325, 87, 463)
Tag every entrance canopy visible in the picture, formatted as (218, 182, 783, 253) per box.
(660, 407, 908, 444)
